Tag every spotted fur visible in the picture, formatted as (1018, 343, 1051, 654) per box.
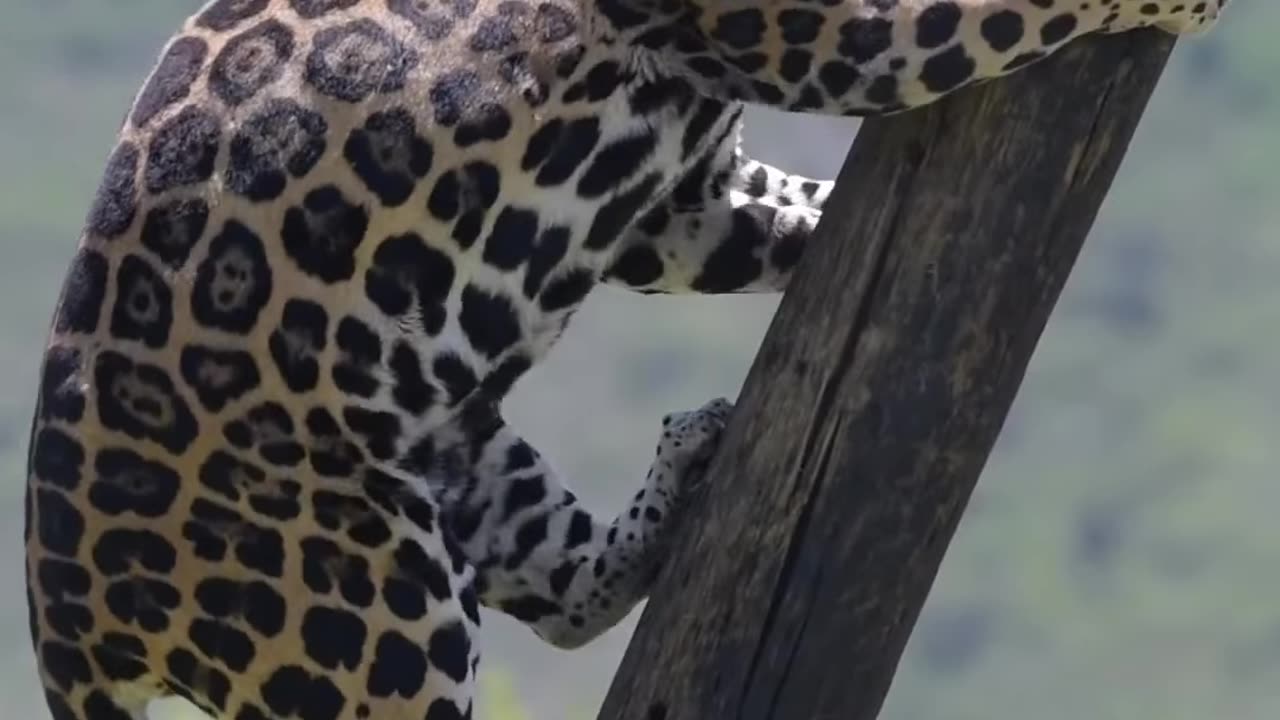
(26, 0, 1224, 717)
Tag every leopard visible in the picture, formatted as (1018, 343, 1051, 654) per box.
(23, 0, 1227, 717)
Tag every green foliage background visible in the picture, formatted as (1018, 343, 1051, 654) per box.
(0, 2, 1276, 718)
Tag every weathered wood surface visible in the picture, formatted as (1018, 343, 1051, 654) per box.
(597, 30, 1177, 720)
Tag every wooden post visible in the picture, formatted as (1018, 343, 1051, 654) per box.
(597, 30, 1177, 720)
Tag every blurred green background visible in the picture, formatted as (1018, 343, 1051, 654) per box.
(1, 2, 1277, 718)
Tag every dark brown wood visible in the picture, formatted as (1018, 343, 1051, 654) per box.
(597, 30, 1177, 720)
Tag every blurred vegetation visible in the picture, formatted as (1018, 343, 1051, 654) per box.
(1, 1, 1278, 719)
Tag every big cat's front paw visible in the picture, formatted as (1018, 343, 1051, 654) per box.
(654, 397, 733, 496)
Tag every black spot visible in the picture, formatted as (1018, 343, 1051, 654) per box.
(167, 648, 231, 712)
(302, 606, 367, 670)
(493, 53, 549, 109)
(313, 489, 394, 547)
(105, 577, 181, 632)
(83, 691, 137, 720)
(200, 450, 268, 503)
(629, 75, 695, 115)
(383, 539, 452, 621)
(481, 352, 531, 397)
(333, 315, 382, 398)
(92, 529, 176, 576)
(367, 631, 428, 698)
(223, 403, 306, 467)
(711, 9, 766, 49)
(566, 509, 593, 547)
(918, 43, 976, 94)
(31, 427, 85, 491)
(237, 703, 272, 720)
(290, 0, 360, 17)
(536, 3, 576, 41)
(345, 108, 434, 207)
(482, 205, 539, 270)
(426, 699, 469, 720)
(779, 48, 813, 83)
(197, 0, 270, 31)
(523, 225, 570, 297)
(90, 632, 150, 682)
(837, 17, 894, 63)
(521, 118, 561, 169)
(549, 560, 579, 596)
(502, 475, 546, 521)
(818, 60, 860, 98)
(145, 105, 221, 194)
(140, 198, 210, 269)
(427, 162, 502, 248)
(426, 621, 472, 683)
(915, 2, 961, 48)
(388, 341, 436, 414)
(55, 249, 109, 334)
(189, 618, 256, 672)
(577, 130, 657, 198)
(529, 117, 601, 187)
(980, 10, 1025, 52)
(506, 513, 548, 569)
(433, 353, 478, 405)
(194, 578, 287, 637)
(39, 347, 86, 423)
(563, 59, 624, 102)
(459, 285, 521, 359)
(865, 74, 900, 106)
(680, 98, 725, 160)
(41, 641, 92, 691)
(685, 55, 727, 81)
(605, 244, 664, 287)
(306, 19, 419, 102)
(260, 666, 346, 720)
(779, 9, 824, 44)
(192, 219, 273, 333)
(469, 8, 521, 52)
(306, 407, 366, 477)
(365, 233, 455, 335)
(282, 185, 369, 283)
(110, 255, 173, 349)
(343, 407, 401, 461)
(1040, 13, 1078, 45)
(227, 99, 328, 202)
(268, 299, 329, 393)
(300, 537, 377, 606)
(133, 36, 209, 127)
(429, 69, 482, 126)
(502, 441, 536, 473)
(250, 477, 304, 520)
(595, 0, 646, 29)
(539, 267, 594, 312)
(389, 0, 461, 40)
(460, 585, 481, 626)
(210, 20, 294, 106)
(95, 351, 199, 453)
(184, 498, 285, 577)
(584, 172, 662, 249)
(86, 142, 140, 239)
(180, 345, 261, 413)
(455, 102, 513, 147)
(39, 560, 93, 641)
(89, 447, 181, 518)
